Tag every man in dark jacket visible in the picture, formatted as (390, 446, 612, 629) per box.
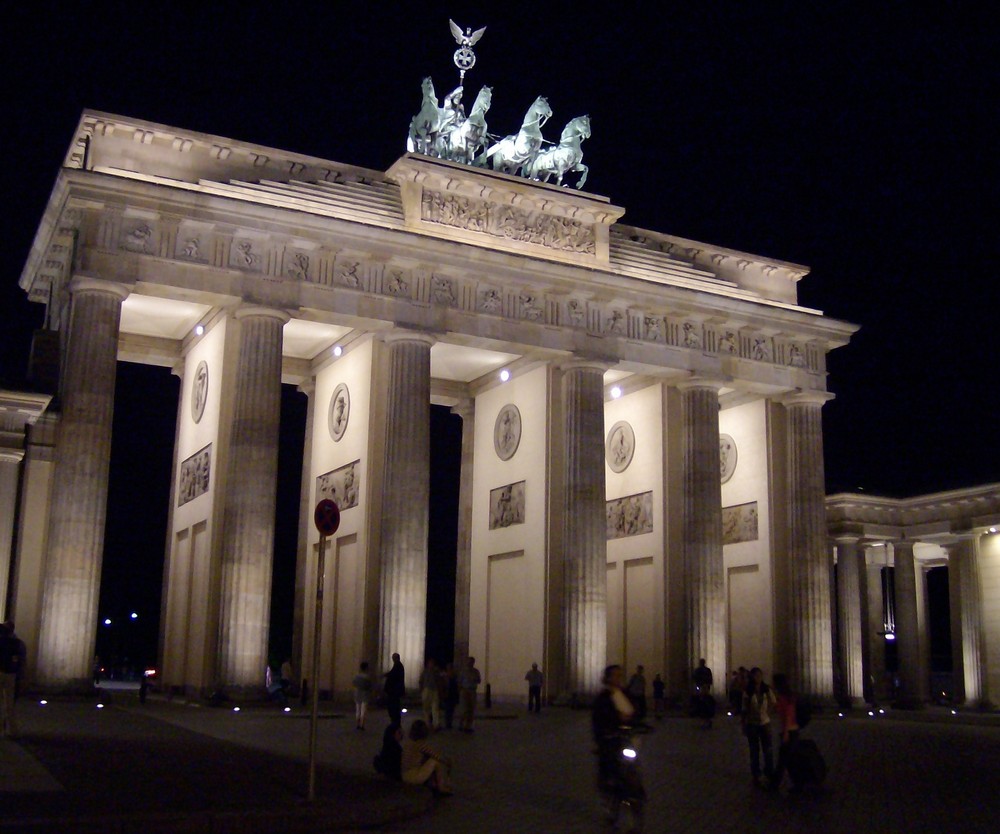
(0, 621, 26, 738)
(383, 653, 405, 726)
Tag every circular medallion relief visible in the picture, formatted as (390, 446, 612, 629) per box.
(191, 360, 209, 424)
(720, 434, 738, 483)
(606, 421, 636, 473)
(493, 404, 522, 461)
(328, 383, 351, 442)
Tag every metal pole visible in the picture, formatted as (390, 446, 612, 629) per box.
(307, 532, 327, 802)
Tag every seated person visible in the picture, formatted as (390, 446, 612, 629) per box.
(401, 719, 453, 795)
(373, 723, 403, 780)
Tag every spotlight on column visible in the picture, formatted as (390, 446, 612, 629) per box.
(39, 700, 48, 706)
(868, 710, 875, 717)
(284, 706, 292, 713)
(878, 708, 885, 715)
(990, 527, 997, 534)
(195, 324, 205, 336)
(97, 703, 105, 709)
(884, 632, 896, 641)
(333, 345, 343, 357)
(499, 369, 510, 382)
(401, 708, 408, 714)
(233, 706, 241, 712)
(611, 386, 622, 399)
(104, 618, 112, 626)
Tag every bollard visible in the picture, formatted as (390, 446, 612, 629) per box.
(485, 682, 492, 709)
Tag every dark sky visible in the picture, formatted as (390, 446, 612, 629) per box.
(2, 4, 996, 660)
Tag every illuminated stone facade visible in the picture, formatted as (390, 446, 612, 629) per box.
(9, 111, 856, 700)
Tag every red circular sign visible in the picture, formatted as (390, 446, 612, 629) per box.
(313, 499, 341, 536)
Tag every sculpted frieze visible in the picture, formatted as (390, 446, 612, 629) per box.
(230, 238, 264, 272)
(432, 275, 456, 306)
(420, 190, 595, 255)
(519, 292, 544, 322)
(479, 287, 503, 314)
(120, 221, 155, 254)
(284, 250, 310, 282)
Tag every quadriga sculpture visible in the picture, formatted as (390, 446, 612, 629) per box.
(481, 96, 553, 177)
(522, 115, 591, 189)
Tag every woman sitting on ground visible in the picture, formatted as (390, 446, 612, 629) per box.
(401, 719, 453, 795)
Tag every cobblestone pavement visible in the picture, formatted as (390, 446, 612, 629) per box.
(3, 694, 999, 833)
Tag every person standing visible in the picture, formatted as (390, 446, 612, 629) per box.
(626, 665, 647, 722)
(741, 667, 776, 787)
(440, 662, 459, 729)
(353, 661, 373, 730)
(525, 663, 544, 713)
(769, 673, 800, 791)
(652, 673, 666, 719)
(383, 653, 405, 726)
(419, 658, 440, 729)
(458, 656, 481, 732)
(692, 658, 715, 728)
(0, 621, 26, 738)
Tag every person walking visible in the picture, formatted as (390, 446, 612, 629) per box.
(458, 656, 481, 732)
(741, 667, 776, 787)
(419, 658, 440, 729)
(353, 661, 373, 730)
(525, 662, 544, 713)
(0, 621, 26, 738)
(626, 665, 647, 722)
(769, 673, 800, 791)
(383, 653, 405, 726)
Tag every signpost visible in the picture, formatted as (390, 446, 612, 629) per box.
(308, 499, 340, 802)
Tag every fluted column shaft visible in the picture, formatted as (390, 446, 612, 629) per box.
(785, 396, 834, 699)
(451, 400, 475, 667)
(892, 540, 923, 706)
(561, 363, 607, 697)
(0, 453, 23, 622)
(378, 333, 433, 690)
(835, 536, 865, 702)
(37, 278, 129, 688)
(950, 539, 985, 705)
(217, 307, 287, 689)
(680, 383, 725, 683)
(864, 559, 888, 702)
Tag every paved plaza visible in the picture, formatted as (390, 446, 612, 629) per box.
(1, 690, 999, 833)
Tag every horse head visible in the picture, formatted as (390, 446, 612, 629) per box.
(525, 96, 553, 129)
(560, 115, 591, 144)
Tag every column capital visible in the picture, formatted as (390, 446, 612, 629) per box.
(381, 329, 437, 348)
(675, 376, 726, 395)
(297, 378, 316, 398)
(69, 275, 131, 301)
(450, 399, 475, 421)
(233, 305, 291, 324)
(777, 389, 835, 408)
(558, 358, 612, 374)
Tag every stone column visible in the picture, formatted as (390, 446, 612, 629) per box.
(377, 332, 434, 690)
(678, 382, 725, 686)
(949, 538, 985, 706)
(835, 535, 865, 704)
(0, 451, 23, 622)
(892, 540, 923, 707)
(783, 392, 835, 700)
(561, 362, 607, 698)
(291, 379, 316, 687)
(216, 307, 288, 691)
(451, 399, 474, 667)
(36, 277, 130, 689)
(864, 553, 889, 703)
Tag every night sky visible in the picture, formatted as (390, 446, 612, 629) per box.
(3, 4, 996, 667)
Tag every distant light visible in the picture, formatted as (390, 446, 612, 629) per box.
(284, 706, 292, 713)
(868, 710, 875, 717)
(39, 700, 48, 706)
(622, 748, 637, 759)
(194, 324, 205, 336)
(104, 618, 112, 626)
(885, 633, 896, 641)
(951, 709, 958, 715)
(878, 708, 885, 715)
(401, 708, 408, 714)
(145, 669, 157, 677)
(611, 386, 622, 399)
(333, 345, 343, 357)
(233, 706, 241, 712)
(97, 703, 105, 709)
(130, 612, 138, 620)
(499, 369, 510, 382)
(727, 711, 733, 717)
(838, 712, 844, 718)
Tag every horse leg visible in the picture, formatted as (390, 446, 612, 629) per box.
(575, 164, 589, 190)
